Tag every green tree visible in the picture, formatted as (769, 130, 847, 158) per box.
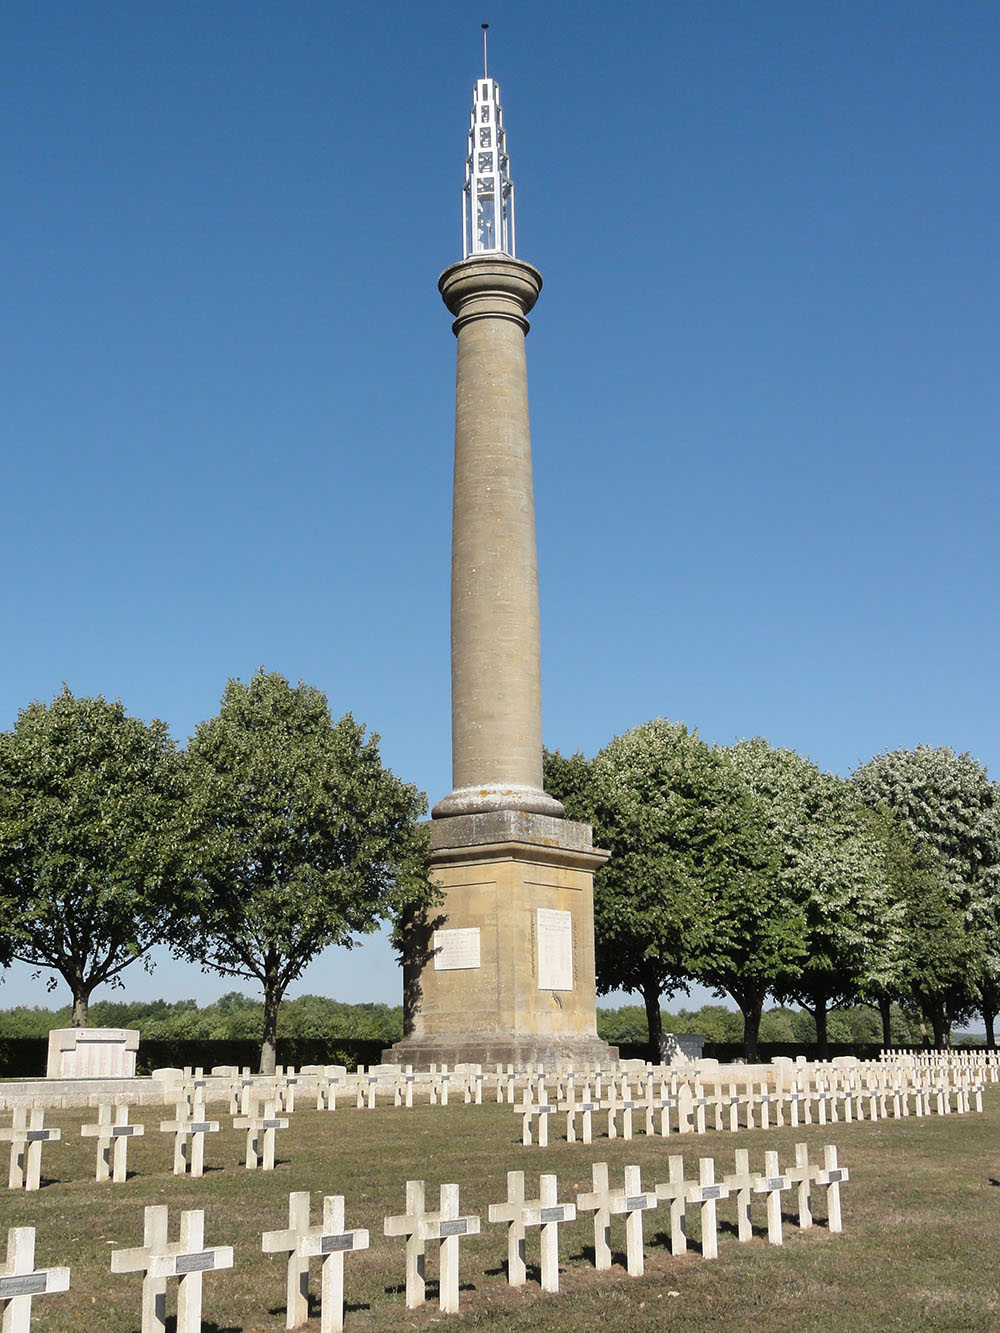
(548, 721, 792, 1061)
(548, 724, 718, 1060)
(726, 740, 902, 1058)
(0, 689, 187, 1025)
(852, 746, 1000, 1046)
(180, 671, 431, 1074)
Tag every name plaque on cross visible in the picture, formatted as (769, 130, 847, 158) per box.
(433, 927, 481, 971)
(0, 1273, 48, 1298)
(536, 908, 573, 990)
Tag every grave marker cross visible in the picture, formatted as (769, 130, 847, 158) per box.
(111, 1205, 233, 1333)
(488, 1171, 576, 1292)
(1, 1108, 61, 1192)
(0, 1226, 70, 1333)
(81, 1102, 144, 1183)
(264, 1191, 369, 1333)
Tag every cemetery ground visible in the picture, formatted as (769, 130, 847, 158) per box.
(2, 1092, 999, 1331)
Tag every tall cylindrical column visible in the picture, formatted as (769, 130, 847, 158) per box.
(432, 256, 563, 820)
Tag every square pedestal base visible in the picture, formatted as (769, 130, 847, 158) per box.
(387, 810, 617, 1071)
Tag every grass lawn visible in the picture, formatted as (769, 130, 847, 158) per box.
(2, 1088, 999, 1331)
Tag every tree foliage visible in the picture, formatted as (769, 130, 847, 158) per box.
(726, 739, 902, 1055)
(852, 746, 1000, 1044)
(179, 671, 431, 1073)
(0, 689, 187, 1025)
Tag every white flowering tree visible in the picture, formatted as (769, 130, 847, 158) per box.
(726, 739, 903, 1056)
(0, 689, 187, 1025)
(851, 746, 1000, 1046)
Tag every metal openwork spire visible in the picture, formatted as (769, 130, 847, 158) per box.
(462, 27, 516, 259)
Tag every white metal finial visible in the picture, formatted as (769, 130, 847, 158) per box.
(462, 41, 516, 259)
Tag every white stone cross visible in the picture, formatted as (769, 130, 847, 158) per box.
(753, 1149, 791, 1245)
(488, 1171, 576, 1292)
(1, 1108, 61, 1191)
(111, 1205, 233, 1333)
(81, 1102, 144, 1183)
(518, 1090, 556, 1146)
(783, 1142, 816, 1229)
(233, 1096, 289, 1170)
(815, 1145, 849, 1233)
(723, 1148, 755, 1243)
(604, 1083, 638, 1140)
(577, 1163, 656, 1277)
(654, 1154, 690, 1255)
(641, 1077, 673, 1137)
(686, 1157, 730, 1260)
(384, 1181, 480, 1313)
(393, 1069, 415, 1109)
(159, 1096, 220, 1177)
(263, 1191, 369, 1333)
(1, 1226, 70, 1333)
(558, 1086, 599, 1144)
(383, 1180, 427, 1309)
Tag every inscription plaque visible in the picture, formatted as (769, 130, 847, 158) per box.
(536, 908, 573, 991)
(433, 927, 481, 971)
(320, 1234, 355, 1253)
(439, 1219, 468, 1236)
(175, 1251, 215, 1274)
(0, 1273, 48, 1298)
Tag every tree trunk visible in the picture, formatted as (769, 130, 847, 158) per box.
(982, 1002, 997, 1051)
(738, 994, 763, 1062)
(928, 1003, 947, 1050)
(259, 978, 281, 1076)
(641, 979, 663, 1064)
(72, 986, 90, 1028)
(878, 995, 892, 1049)
(813, 1000, 829, 1061)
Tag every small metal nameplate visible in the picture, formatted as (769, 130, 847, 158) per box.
(176, 1251, 215, 1274)
(539, 1207, 565, 1223)
(439, 1219, 468, 1236)
(26, 1131, 51, 1142)
(0, 1273, 48, 1297)
(826, 1169, 845, 1183)
(625, 1195, 650, 1211)
(112, 1126, 137, 1137)
(321, 1234, 355, 1253)
(188, 1123, 215, 1134)
(261, 1119, 283, 1129)
(700, 1186, 722, 1200)
(765, 1177, 787, 1191)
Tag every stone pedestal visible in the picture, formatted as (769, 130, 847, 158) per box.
(387, 812, 616, 1069)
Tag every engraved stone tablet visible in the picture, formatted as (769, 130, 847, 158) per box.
(536, 908, 573, 990)
(433, 927, 481, 971)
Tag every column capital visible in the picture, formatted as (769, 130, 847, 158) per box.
(439, 256, 542, 334)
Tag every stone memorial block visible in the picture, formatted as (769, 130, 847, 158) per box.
(46, 1027, 139, 1079)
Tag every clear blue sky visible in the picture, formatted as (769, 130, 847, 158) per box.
(2, 1, 997, 1015)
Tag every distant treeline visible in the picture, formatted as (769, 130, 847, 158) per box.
(0, 992, 960, 1049)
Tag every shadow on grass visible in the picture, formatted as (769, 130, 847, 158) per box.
(158, 1321, 241, 1333)
(268, 1293, 370, 1320)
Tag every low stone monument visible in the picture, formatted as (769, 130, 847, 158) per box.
(46, 1027, 139, 1078)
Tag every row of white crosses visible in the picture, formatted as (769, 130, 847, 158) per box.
(0, 1144, 849, 1331)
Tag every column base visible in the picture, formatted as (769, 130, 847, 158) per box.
(394, 811, 613, 1071)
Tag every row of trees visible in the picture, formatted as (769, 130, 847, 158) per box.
(546, 722, 1000, 1059)
(0, 673, 433, 1072)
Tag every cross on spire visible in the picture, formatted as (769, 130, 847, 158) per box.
(462, 35, 516, 259)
